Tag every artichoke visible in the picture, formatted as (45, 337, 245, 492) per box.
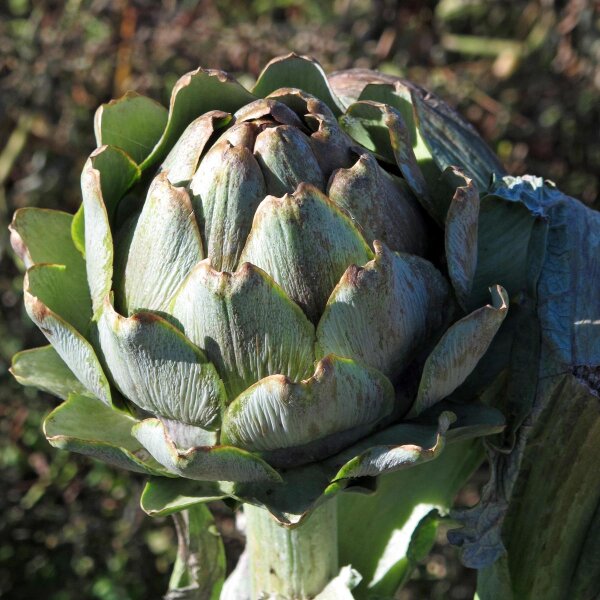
(11, 54, 510, 597)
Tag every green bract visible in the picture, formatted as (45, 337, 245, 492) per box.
(10, 54, 508, 524)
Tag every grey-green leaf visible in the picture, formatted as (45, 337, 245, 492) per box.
(161, 111, 232, 186)
(141, 478, 228, 518)
(10, 345, 90, 400)
(254, 125, 324, 196)
(98, 300, 225, 429)
(410, 285, 509, 416)
(317, 241, 449, 380)
(171, 260, 315, 400)
(133, 418, 281, 482)
(81, 145, 140, 312)
(239, 183, 373, 322)
(44, 393, 166, 475)
(120, 173, 204, 314)
(221, 355, 395, 468)
(24, 271, 111, 405)
(327, 152, 429, 256)
(191, 141, 266, 272)
(444, 168, 480, 309)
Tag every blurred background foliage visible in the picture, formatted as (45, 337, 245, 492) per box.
(0, 1, 598, 598)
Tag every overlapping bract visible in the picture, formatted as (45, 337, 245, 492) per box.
(10, 54, 508, 522)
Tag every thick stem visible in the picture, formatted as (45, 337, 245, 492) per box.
(244, 499, 338, 600)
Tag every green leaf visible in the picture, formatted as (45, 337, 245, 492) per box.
(10, 345, 90, 400)
(340, 101, 430, 209)
(44, 393, 166, 475)
(239, 183, 373, 322)
(10, 208, 85, 271)
(140, 68, 256, 170)
(356, 82, 441, 188)
(166, 504, 225, 600)
(316, 241, 449, 381)
(444, 168, 480, 308)
(253, 53, 343, 116)
(338, 439, 484, 598)
(407, 509, 442, 563)
(474, 373, 600, 600)
(326, 411, 453, 480)
(118, 173, 204, 314)
(94, 92, 169, 164)
(133, 418, 281, 483)
(98, 299, 225, 429)
(411, 285, 509, 416)
(422, 401, 505, 443)
(26, 264, 91, 335)
(23, 273, 112, 405)
(71, 204, 85, 256)
(171, 260, 315, 400)
(190, 140, 266, 272)
(141, 478, 227, 517)
(468, 193, 547, 311)
(407, 83, 505, 192)
(81, 145, 140, 312)
(233, 461, 334, 526)
(221, 355, 395, 468)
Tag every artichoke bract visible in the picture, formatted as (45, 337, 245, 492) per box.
(11, 54, 507, 524)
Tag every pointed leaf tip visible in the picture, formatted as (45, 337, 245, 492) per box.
(411, 285, 509, 416)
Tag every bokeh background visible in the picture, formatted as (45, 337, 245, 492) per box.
(1, 1, 598, 598)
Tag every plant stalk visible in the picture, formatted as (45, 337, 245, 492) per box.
(244, 499, 338, 599)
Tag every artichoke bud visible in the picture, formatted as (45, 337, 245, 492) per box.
(14, 56, 509, 518)
(328, 152, 430, 256)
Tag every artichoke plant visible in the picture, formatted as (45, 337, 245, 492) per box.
(11, 54, 513, 598)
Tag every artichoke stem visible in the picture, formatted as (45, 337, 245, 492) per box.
(244, 499, 338, 599)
